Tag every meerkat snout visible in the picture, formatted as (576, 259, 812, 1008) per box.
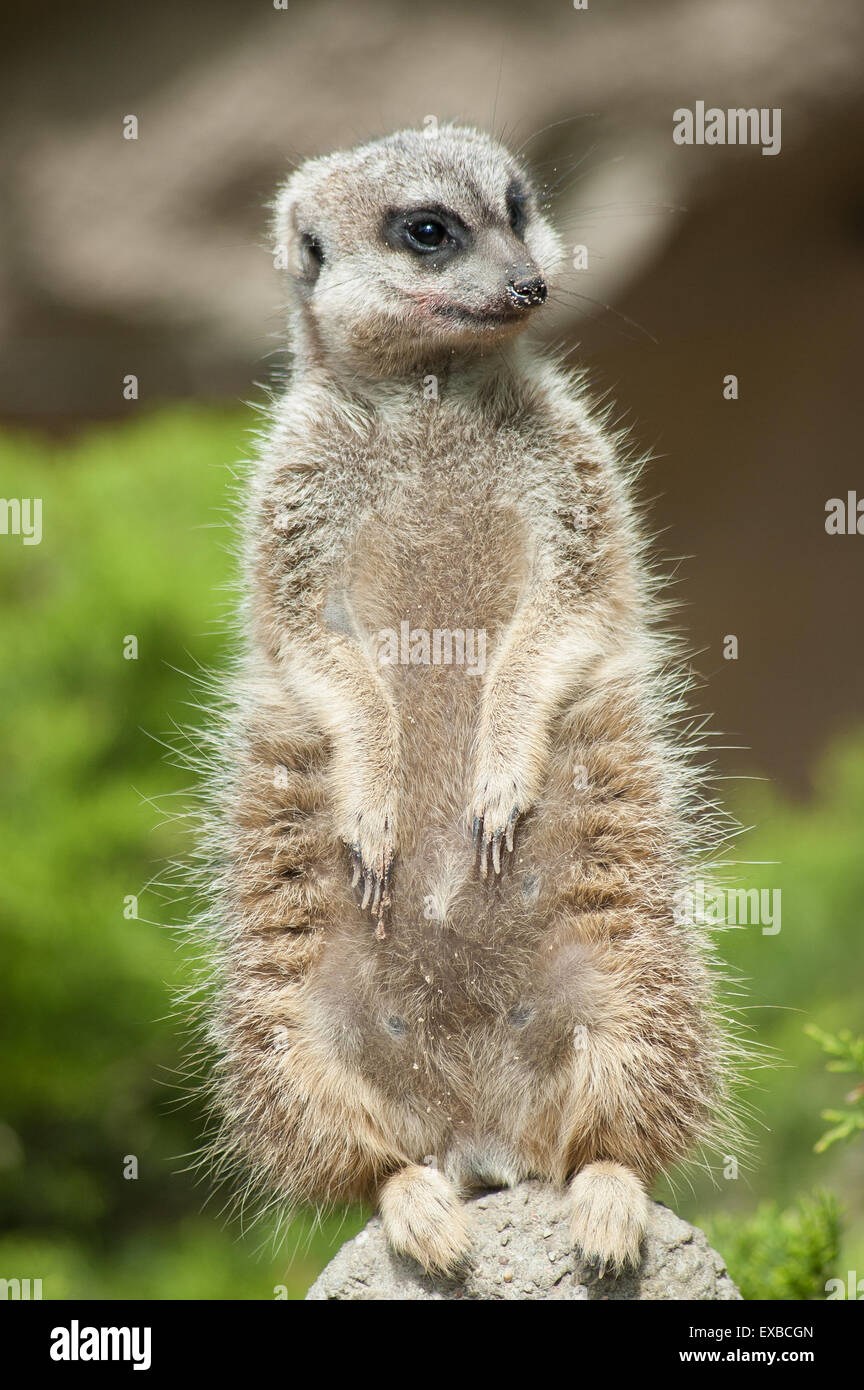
(272, 124, 562, 374)
(508, 270, 547, 307)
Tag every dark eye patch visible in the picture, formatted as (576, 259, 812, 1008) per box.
(383, 204, 471, 261)
(506, 178, 529, 237)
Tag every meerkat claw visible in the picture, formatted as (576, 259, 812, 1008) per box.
(361, 873, 372, 912)
(343, 818, 395, 918)
(491, 829, 503, 875)
(473, 805, 520, 878)
(350, 846, 362, 888)
(380, 863, 393, 911)
(476, 822, 490, 878)
(352, 856, 393, 918)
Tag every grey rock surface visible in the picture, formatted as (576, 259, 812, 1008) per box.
(306, 1180, 741, 1300)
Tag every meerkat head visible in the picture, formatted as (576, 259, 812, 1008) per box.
(273, 125, 561, 376)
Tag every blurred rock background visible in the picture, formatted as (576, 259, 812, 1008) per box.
(1, 0, 862, 1300)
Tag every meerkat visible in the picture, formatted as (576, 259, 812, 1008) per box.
(199, 124, 738, 1278)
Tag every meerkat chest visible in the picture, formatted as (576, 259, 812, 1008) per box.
(344, 421, 536, 646)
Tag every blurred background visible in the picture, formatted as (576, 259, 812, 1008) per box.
(1, 0, 862, 1299)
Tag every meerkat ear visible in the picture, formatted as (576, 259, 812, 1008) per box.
(272, 180, 324, 282)
(299, 232, 324, 282)
(271, 181, 295, 269)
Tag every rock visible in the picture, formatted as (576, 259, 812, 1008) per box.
(306, 1180, 741, 1300)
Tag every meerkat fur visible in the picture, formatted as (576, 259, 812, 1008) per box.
(193, 124, 748, 1277)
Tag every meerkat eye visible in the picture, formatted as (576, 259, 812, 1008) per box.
(384, 206, 468, 258)
(300, 232, 324, 282)
(403, 216, 450, 252)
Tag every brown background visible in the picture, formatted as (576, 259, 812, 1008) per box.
(2, 0, 862, 792)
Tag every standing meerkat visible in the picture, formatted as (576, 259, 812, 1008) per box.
(199, 124, 738, 1277)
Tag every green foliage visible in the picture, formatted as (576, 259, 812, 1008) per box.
(1, 405, 863, 1298)
(806, 1026, 864, 1153)
(703, 1192, 841, 1302)
(0, 406, 360, 1298)
(672, 735, 864, 1295)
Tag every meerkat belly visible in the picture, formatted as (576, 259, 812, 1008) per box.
(306, 909, 609, 1172)
(307, 484, 599, 1156)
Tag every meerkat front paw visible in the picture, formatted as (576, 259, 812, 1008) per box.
(341, 796, 397, 916)
(470, 769, 524, 877)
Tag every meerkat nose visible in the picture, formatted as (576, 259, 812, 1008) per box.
(507, 273, 547, 307)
